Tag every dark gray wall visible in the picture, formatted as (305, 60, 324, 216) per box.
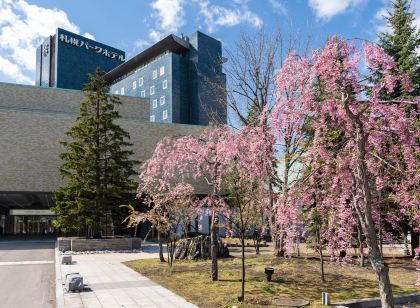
(109, 31, 227, 126)
(35, 28, 125, 90)
(0, 82, 149, 120)
(189, 31, 227, 125)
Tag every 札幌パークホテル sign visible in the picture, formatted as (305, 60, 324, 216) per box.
(59, 34, 125, 62)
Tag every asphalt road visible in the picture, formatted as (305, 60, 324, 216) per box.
(0, 240, 55, 308)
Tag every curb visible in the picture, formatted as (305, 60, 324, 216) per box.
(55, 242, 65, 308)
(334, 293, 420, 308)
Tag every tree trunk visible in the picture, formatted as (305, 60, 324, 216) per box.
(356, 153, 394, 307)
(269, 181, 280, 257)
(319, 249, 325, 282)
(357, 222, 365, 267)
(318, 230, 325, 282)
(210, 208, 218, 281)
(253, 229, 261, 255)
(276, 145, 290, 258)
(357, 158, 394, 308)
(355, 123, 394, 307)
(277, 232, 285, 257)
(158, 231, 165, 262)
(239, 232, 246, 302)
(411, 227, 419, 257)
(345, 100, 394, 308)
(167, 238, 176, 267)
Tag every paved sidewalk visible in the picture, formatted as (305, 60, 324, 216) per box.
(56, 244, 197, 308)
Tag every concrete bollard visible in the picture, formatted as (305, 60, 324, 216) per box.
(322, 292, 330, 305)
(61, 254, 72, 265)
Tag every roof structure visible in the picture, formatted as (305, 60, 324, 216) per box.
(103, 34, 190, 83)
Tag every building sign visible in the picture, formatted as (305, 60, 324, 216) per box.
(10, 209, 55, 216)
(59, 34, 125, 62)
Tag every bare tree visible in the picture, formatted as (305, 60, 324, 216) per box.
(224, 27, 283, 127)
(200, 26, 313, 256)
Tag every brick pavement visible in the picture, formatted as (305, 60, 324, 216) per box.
(56, 245, 197, 308)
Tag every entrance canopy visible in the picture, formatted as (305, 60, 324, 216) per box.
(0, 192, 53, 211)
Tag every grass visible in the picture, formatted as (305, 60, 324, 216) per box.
(125, 255, 418, 308)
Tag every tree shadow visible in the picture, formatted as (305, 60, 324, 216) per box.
(218, 278, 242, 282)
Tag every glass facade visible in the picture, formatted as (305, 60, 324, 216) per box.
(0, 193, 58, 236)
(110, 51, 173, 123)
(10, 214, 56, 235)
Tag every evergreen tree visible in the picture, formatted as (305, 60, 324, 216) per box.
(379, 0, 420, 97)
(378, 0, 419, 256)
(53, 68, 138, 236)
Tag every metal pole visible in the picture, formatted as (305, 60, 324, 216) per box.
(322, 292, 330, 305)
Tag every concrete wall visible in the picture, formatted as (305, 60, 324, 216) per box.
(0, 82, 206, 193)
(58, 237, 142, 252)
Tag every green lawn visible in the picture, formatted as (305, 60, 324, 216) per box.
(125, 255, 418, 308)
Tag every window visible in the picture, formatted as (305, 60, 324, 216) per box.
(162, 79, 167, 89)
(115, 90, 119, 94)
(139, 77, 143, 86)
(153, 99, 157, 108)
(132, 80, 136, 90)
(150, 85, 155, 95)
(152, 70, 157, 79)
(160, 66, 165, 76)
(150, 115, 155, 122)
(160, 95, 165, 105)
(120, 87, 124, 95)
(141, 90, 145, 97)
(163, 110, 168, 120)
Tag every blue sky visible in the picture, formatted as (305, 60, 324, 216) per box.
(0, 0, 419, 85)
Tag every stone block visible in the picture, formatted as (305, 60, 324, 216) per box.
(132, 238, 142, 249)
(65, 273, 84, 292)
(61, 254, 72, 264)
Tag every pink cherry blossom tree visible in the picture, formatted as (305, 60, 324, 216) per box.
(223, 124, 275, 301)
(273, 37, 418, 307)
(270, 51, 313, 256)
(122, 134, 200, 264)
(126, 177, 196, 267)
(136, 127, 234, 281)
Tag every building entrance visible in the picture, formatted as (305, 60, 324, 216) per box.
(5, 209, 57, 235)
(13, 215, 56, 235)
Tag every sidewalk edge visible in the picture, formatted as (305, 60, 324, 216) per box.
(55, 243, 65, 308)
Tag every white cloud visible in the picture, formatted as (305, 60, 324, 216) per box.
(138, 0, 263, 53)
(149, 29, 163, 42)
(373, 6, 391, 34)
(151, 0, 185, 33)
(308, 0, 363, 21)
(0, 0, 91, 84)
(268, 0, 287, 16)
(196, 0, 263, 33)
(82, 32, 96, 40)
(414, 1, 420, 29)
(0, 55, 31, 83)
